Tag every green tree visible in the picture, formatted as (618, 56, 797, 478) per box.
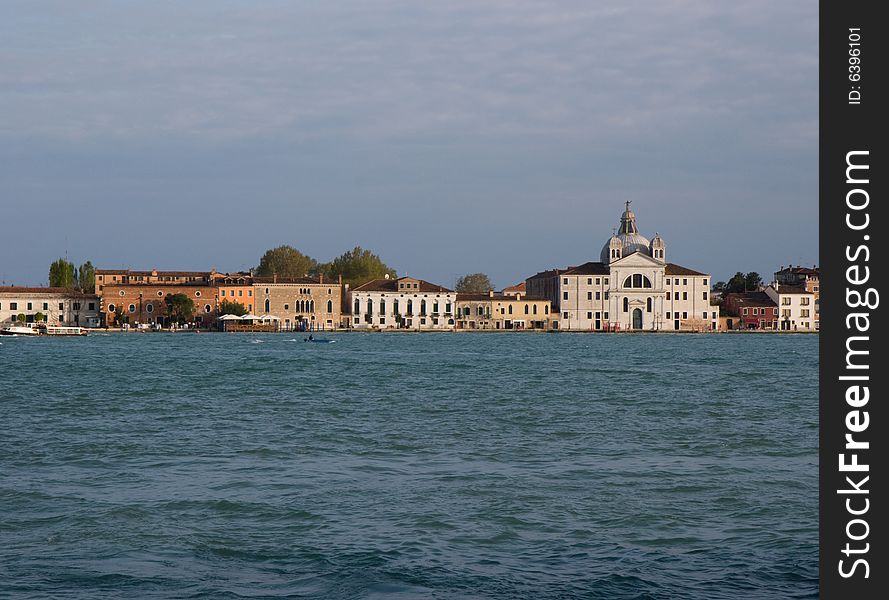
(17, 313, 25, 323)
(165, 293, 195, 325)
(744, 271, 762, 291)
(77, 261, 96, 293)
(256, 245, 318, 278)
(322, 246, 396, 287)
(48, 258, 76, 288)
(455, 273, 494, 293)
(219, 299, 247, 316)
(34, 311, 45, 323)
(725, 272, 747, 294)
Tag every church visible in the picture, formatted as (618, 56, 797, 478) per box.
(526, 203, 717, 331)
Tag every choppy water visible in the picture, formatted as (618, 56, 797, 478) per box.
(1, 332, 818, 599)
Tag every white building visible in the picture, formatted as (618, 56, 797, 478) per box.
(526, 203, 717, 332)
(764, 282, 817, 331)
(0, 287, 101, 327)
(350, 276, 457, 330)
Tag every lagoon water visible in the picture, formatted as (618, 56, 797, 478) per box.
(1, 333, 817, 599)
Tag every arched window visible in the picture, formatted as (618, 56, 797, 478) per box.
(380, 299, 386, 315)
(327, 300, 333, 313)
(310, 300, 314, 313)
(420, 300, 427, 316)
(367, 299, 373, 316)
(524, 305, 529, 315)
(407, 299, 413, 315)
(393, 300, 399, 315)
(354, 299, 360, 315)
(532, 304, 537, 315)
(623, 297, 629, 312)
(265, 299, 270, 313)
(508, 305, 513, 315)
(647, 297, 652, 312)
(544, 305, 549, 314)
(623, 274, 652, 289)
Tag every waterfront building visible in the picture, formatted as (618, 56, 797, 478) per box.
(0, 287, 100, 327)
(217, 272, 256, 313)
(722, 292, 779, 330)
(775, 265, 819, 329)
(253, 275, 345, 331)
(526, 203, 717, 332)
(95, 269, 219, 327)
(764, 282, 817, 331)
(350, 276, 456, 330)
(455, 291, 556, 330)
(501, 283, 526, 297)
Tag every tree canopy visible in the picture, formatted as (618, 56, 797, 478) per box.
(77, 261, 95, 293)
(455, 273, 494, 293)
(321, 246, 396, 286)
(165, 293, 195, 324)
(725, 271, 763, 294)
(219, 299, 247, 316)
(256, 246, 319, 278)
(49, 258, 76, 288)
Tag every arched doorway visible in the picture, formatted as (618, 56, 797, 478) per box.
(632, 308, 643, 330)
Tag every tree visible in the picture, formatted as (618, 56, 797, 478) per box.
(17, 313, 25, 323)
(712, 281, 727, 293)
(218, 299, 247, 316)
(321, 246, 396, 286)
(48, 258, 76, 288)
(256, 246, 318, 278)
(455, 273, 494, 293)
(165, 293, 195, 325)
(77, 261, 96, 293)
(34, 312, 45, 323)
(744, 271, 762, 291)
(109, 306, 128, 326)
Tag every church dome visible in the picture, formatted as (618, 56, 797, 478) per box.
(600, 202, 651, 262)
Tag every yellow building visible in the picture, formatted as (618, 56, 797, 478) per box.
(456, 292, 556, 330)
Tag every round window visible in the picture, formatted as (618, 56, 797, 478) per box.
(146, 303, 154, 313)
(119, 290, 125, 297)
(157, 291, 163, 297)
(128, 304, 136, 313)
(108, 303, 116, 313)
(195, 291, 202, 297)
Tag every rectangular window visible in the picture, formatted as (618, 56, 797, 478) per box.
(674, 292, 680, 300)
(587, 278, 592, 285)
(801, 309, 810, 317)
(27, 302, 32, 310)
(703, 279, 708, 286)
(595, 278, 601, 285)
(703, 291, 708, 300)
(10, 302, 17, 310)
(603, 278, 609, 285)
(604, 292, 609, 300)
(563, 278, 568, 284)
(666, 312, 671, 319)
(587, 312, 592, 319)
(682, 292, 688, 300)
(683, 278, 688, 285)
(800, 297, 810, 305)
(563, 292, 569, 300)
(248, 290, 252, 296)
(59, 303, 64, 310)
(563, 312, 569, 319)
(221, 290, 226, 296)
(604, 312, 609, 320)
(587, 292, 592, 300)
(782, 297, 791, 305)
(743, 308, 748, 315)
(703, 312, 708, 319)
(682, 312, 688, 319)
(595, 291, 601, 300)
(59, 315, 64, 323)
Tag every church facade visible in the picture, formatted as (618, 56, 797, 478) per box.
(526, 203, 717, 332)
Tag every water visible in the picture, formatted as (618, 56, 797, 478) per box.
(0, 333, 818, 599)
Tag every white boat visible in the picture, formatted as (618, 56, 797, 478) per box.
(0, 324, 40, 336)
(44, 325, 87, 336)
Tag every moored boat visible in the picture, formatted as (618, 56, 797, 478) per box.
(0, 324, 40, 336)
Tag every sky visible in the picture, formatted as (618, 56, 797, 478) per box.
(1, 0, 818, 289)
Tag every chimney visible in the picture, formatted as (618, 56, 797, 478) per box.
(273, 272, 277, 284)
(489, 290, 494, 298)
(338, 274, 343, 285)
(319, 273, 324, 284)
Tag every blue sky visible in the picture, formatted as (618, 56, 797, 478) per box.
(1, 0, 817, 288)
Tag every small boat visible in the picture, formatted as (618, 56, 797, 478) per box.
(1, 324, 40, 336)
(304, 336, 336, 343)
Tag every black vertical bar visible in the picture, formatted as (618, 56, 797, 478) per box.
(820, 1, 886, 597)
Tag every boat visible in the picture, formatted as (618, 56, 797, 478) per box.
(304, 336, 336, 343)
(43, 326, 88, 336)
(1, 324, 40, 336)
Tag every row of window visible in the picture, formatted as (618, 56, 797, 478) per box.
(560, 276, 709, 287)
(743, 307, 778, 316)
(562, 291, 708, 301)
(564, 310, 711, 321)
(221, 289, 253, 298)
(0, 301, 95, 311)
(359, 299, 453, 316)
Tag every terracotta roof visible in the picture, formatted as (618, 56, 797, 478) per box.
(665, 263, 707, 276)
(527, 268, 562, 281)
(563, 262, 610, 275)
(773, 284, 813, 295)
(501, 282, 526, 293)
(724, 292, 776, 308)
(0, 287, 97, 297)
(353, 277, 452, 293)
(96, 269, 212, 276)
(252, 276, 321, 285)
